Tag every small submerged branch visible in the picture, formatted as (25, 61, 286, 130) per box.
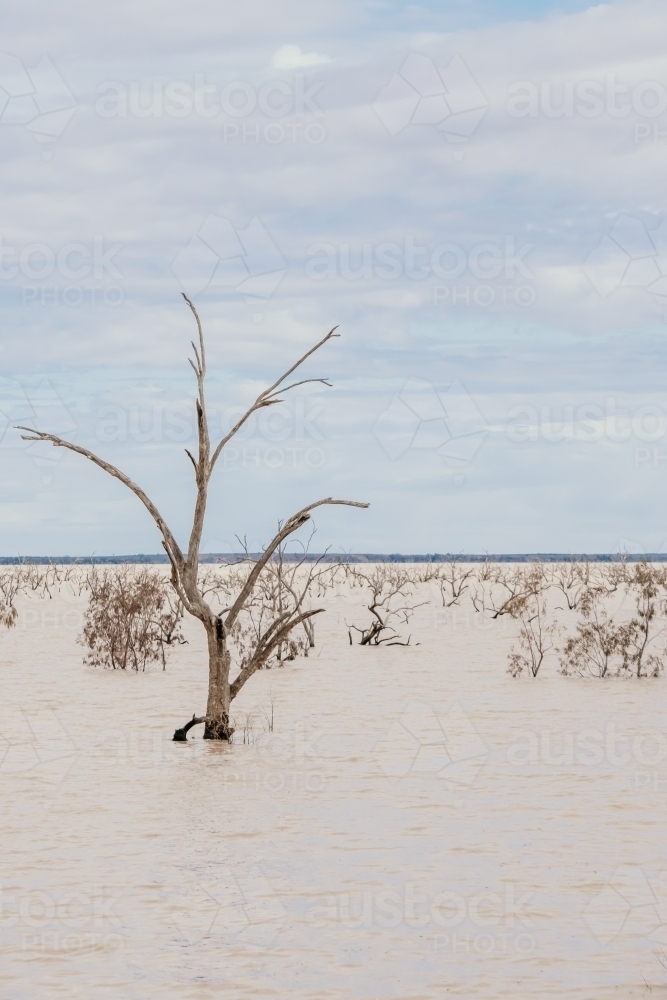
(172, 714, 207, 742)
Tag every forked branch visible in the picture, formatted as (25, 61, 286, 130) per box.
(225, 498, 369, 630)
(208, 326, 340, 476)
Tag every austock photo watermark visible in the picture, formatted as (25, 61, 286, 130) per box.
(0, 378, 329, 485)
(431, 604, 514, 635)
(373, 700, 489, 792)
(373, 53, 488, 158)
(373, 377, 488, 484)
(95, 396, 328, 472)
(17, 603, 83, 635)
(506, 72, 667, 143)
(506, 721, 667, 796)
(0, 704, 76, 778)
(0, 882, 125, 955)
(168, 864, 536, 958)
(583, 213, 667, 315)
(305, 880, 536, 957)
(171, 215, 287, 300)
(0, 234, 124, 307)
(506, 397, 667, 468)
(0, 53, 76, 160)
(95, 72, 327, 146)
(305, 235, 536, 309)
(1, 703, 218, 776)
(219, 720, 329, 796)
(0, 376, 77, 486)
(583, 865, 667, 952)
(0, 700, 326, 785)
(168, 864, 287, 950)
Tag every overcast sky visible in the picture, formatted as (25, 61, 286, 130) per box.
(1, 0, 667, 556)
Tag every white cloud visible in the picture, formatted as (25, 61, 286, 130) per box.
(1, 0, 667, 551)
(271, 44, 331, 70)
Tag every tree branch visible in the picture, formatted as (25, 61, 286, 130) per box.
(172, 714, 207, 742)
(208, 326, 340, 477)
(181, 295, 211, 576)
(265, 377, 332, 400)
(224, 498, 369, 631)
(182, 293, 206, 376)
(16, 428, 185, 569)
(230, 608, 324, 699)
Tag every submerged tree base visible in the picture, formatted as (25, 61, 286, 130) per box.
(171, 714, 235, 741)
(203, 715, 235, 741)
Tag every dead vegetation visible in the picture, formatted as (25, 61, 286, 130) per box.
(345, 565, 426, 646)
(80, 565, 186, 671)
(2, 555, 666, 687)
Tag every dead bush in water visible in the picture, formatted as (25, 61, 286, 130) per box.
(559, 562, 667, 678)
(346, 565, 427, 646)
(432, 559, 476, 608)
(558, 589, 632, 677)
(507, 596, 559, 678)
(80, 566, 185, 671)
(471, 563, 546, 620)
(0, 568, 25, 630)
(549, 560, 594, 611)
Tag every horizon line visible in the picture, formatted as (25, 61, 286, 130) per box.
(0, 552, 663, 564)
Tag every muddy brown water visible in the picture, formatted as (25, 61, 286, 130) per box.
(0, 569, 665, 998)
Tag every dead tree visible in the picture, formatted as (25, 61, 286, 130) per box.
(549, 560, 592, 611)
(507, 595, 558, 678)
(347, 565, 427, 646)
(471, 563, 545, 619)
(624, 561, 667, 677)
(0, 567, 23, 629)
(18, 296, 368, 740)
(556, 562, 667, 678)
(433, 559, 475, 608)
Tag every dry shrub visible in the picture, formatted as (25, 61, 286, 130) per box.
(559, 562, 667, 678)
(507, 596, 559, 678)
(80, 566, 185, 671)
(347, 565, 426, 646)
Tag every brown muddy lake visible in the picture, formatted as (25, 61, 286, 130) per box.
(1, 568, 665, 998)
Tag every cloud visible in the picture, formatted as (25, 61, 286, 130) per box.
(271, 44, 331, 70)
(1, 0, 666, 552)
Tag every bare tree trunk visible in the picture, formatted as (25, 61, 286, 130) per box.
(203, 616, 233, 739)
(303, 617, 315, 647)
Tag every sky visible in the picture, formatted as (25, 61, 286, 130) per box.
(1, 0, 667, 556)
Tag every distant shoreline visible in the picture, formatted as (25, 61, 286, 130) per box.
(0, 553, 664, 564)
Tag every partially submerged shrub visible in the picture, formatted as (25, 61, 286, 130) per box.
(346, 565, 426, 646)
(507, 596, 559, 678)
(0, 602, 18, 630)
(472, 563, 546, 619)
(80, 566, 185, 671)
(558, 589, 632, 677)
(558, 562, 667, 678)
(0, 567, 26, 630)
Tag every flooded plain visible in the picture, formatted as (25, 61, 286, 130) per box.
(1, 568, 666, 999)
